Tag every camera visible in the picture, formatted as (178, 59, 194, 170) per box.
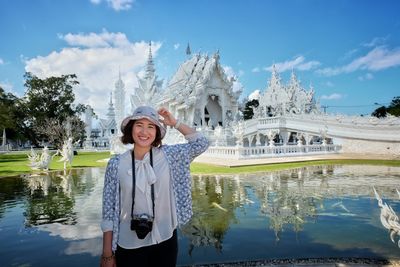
(130, 214, 153, 239)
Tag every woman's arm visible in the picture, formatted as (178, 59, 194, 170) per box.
(100, 157, 119, 266)
(100, 231, 115, 267)
(159, 107, 209, 161)
(158, 107, 195, 136)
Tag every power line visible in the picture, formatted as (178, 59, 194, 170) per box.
(323, 102, 391, 109)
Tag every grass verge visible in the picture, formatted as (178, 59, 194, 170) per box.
(1, 152, 400, 178)
(190, 159, 400, 175)
(0, 151, 110, 177)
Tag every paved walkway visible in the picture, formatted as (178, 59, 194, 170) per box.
(193, 153, 400, 167)
(181, 258, 400, 267)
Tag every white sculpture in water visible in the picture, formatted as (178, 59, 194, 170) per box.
(373, 187, 400, 248)
(55, 137, 74, 170)
(28, 146, 52, 171)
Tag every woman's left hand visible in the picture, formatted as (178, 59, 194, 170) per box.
(158, 107, 177, 127)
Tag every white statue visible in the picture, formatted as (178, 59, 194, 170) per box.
(214, 125, 223, 146)
(27, 146, 39, 166)
(55, 137, 74, 170)
(296, 133, 304, 147)
(28, 146, 52, 171)
(233, 121, 244, 146)
(319, 128, 328, 146)
(267, 130, 279, 147)
(373, 187, 400, 248)
(110, 135, 129, 155)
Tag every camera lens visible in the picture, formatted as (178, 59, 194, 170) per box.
(131, 216, 153, 239)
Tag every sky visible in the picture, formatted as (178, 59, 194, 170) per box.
(1, 0, 400, 118)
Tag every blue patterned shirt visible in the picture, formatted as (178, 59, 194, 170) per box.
(101, 132, 209, 251)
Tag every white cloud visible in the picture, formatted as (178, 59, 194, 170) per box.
(0, 81, 16, 94)
(251, 67, 260, 73)
(317, 46, 400, 76)
(362, 36, 388, 47)
(89, 0, 133, 11)
(173, 43, 180, 50)
(0, 58, 4, 65)
(25, 31, 161, 118)
(358, 73, 374, 81)
(320, 93, 343, 100)
(265, 56, 320, 72)
(59, 30, 131, 48)
(340, 48, 358, 61)
(248, 89, 260, 101)
(107, 0, 133, 11)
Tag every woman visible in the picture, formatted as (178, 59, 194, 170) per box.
(100, 106, 209, 267)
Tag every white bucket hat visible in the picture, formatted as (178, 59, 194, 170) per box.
(121, 106, 166, 138)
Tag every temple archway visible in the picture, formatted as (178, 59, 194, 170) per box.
(205, 95, 222, 129)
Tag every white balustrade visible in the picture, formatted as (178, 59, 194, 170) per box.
(204, 144, 341, 159)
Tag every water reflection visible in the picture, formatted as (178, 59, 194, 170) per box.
(182, 165, 400, 263)
(0, 165, 399, 266)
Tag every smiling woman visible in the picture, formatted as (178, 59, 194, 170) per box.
(100, 105, 209, 267)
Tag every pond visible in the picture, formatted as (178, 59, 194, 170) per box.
(0, 165, 399, 266)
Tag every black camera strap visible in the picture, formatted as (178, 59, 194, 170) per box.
(130, 149, 155, 220)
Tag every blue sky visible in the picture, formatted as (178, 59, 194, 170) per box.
(1, 0, 400, 117)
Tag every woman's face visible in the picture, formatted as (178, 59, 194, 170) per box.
(132, 118, 157, 149)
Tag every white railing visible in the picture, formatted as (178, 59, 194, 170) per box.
(204, 144, 341, 160)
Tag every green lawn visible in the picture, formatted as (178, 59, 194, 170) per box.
(0, 151, 110, 177)
(1, 151, 400, 178)
(190, 159, 400, 174)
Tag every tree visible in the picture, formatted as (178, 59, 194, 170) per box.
(0, 87, 27, 142)
(387, 96, 400, 117)
(0, 87, 17, 130)
(371, 106, 387, 118)
(22, 72, 85, 147)
(371, 96, 400, 118)
(33, 116, 86, 149)
(243, 99, 259, 120)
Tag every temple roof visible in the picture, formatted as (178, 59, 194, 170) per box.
(258, 66, 320, 115)
(162, 52, 236, 106)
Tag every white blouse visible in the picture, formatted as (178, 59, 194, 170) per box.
(117, 147, 177, 249)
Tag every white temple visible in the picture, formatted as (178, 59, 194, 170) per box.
(158, 49, 241, 129)
(84, 43, 400, 158)
(85, 93, 117, 148)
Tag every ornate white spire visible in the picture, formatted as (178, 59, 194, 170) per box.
(269, 64, 282, 91)
(107, 92, 116, 119)
(145, 41, 155, 80)
(114, 68, 126, 132)
(130, 42, 163, 111)
(186, 43, 191, 56)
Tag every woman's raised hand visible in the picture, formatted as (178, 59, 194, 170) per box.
(158, 107, 177, 127)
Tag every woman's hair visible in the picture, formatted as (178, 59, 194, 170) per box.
(120, 120, 162, 147)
